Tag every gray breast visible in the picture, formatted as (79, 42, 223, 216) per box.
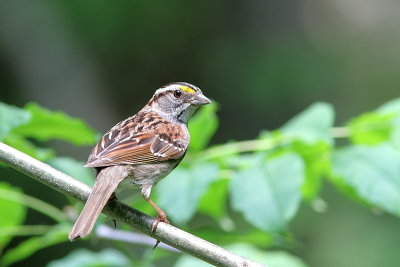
(124, 159, 182, 186)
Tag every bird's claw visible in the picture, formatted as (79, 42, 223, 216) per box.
(151, 213, 169, 250)
(151, 213, 170, 233)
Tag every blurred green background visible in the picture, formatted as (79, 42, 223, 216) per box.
(1, 0, 400, 266)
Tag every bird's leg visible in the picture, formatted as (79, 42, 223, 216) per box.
(145, 199, 169, 250)
(141, 184, 170, 249)
(146, 198, 170, 231)
(141, 184, 169, 231)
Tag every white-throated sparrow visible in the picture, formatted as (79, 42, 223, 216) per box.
(69, 82, 210, 240)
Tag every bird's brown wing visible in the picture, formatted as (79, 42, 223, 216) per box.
(85, 123, 188, 168)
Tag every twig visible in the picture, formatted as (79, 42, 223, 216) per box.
(0, 142, 265, 267)
(0, 225, 53, 236)
(196, 126, 351, 162)
(195, 138, 280, 161)
(330, 127, 350, 138)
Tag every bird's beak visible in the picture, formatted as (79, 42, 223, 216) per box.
(192, 93, 211, 105)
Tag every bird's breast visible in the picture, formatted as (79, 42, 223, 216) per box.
(121, 159, 182, 187)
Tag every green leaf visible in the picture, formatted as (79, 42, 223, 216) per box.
(348, 112, 394, 145)
(0, 183, 26, 250)
(0, 186, 66, 222)
(193, 228, 272, 247)
(333, 143, 400, 216)
(287, 141, 331, 200)
(227, 244, 309, 267)
(377, 97, 400, 113)
(0, 225, 68, 266)
(390, 125, 400, 149)
(174, 244, 308, 267)
(12, 103, 98, 146)
(378, 99, 400, 148)
(188, 102, 218, 152)
(155, 162, 219, 224)
(47, 248, 131, 267)
(230, 152, 304, 232)
(263, 252, 308, 267)
(224, 153, 267, 170)
(348, 98, 400, 145)
(4, 134, 54, 161)
(198, 178, 229, 220)
(281, 102, 334, 145)
(0, 102, 31, 140)
(47, 157, 95, 186)
(174, 255, 212, 267)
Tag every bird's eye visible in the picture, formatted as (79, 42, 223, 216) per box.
(173, 90, 182, 98)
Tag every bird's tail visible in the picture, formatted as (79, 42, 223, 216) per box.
(68, 167, 124, 241)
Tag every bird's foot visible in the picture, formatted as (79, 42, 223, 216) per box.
(151, 212, 170, 250)
(151, 211, 170, 233)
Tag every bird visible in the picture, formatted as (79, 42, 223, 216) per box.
(68, 82, 211, 241)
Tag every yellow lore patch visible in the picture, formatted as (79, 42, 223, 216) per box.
(180, 86, 196, 94)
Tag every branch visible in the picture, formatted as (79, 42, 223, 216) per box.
(0, 142, 265, 267)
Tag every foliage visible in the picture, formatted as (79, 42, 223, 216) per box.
(2, 98, 400, 266)
(0, 183, 27, 250)
(47, 249, 131, 267)
(229, 152, 304, 232)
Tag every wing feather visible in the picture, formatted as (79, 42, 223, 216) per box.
(85, 118, 189, 168)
